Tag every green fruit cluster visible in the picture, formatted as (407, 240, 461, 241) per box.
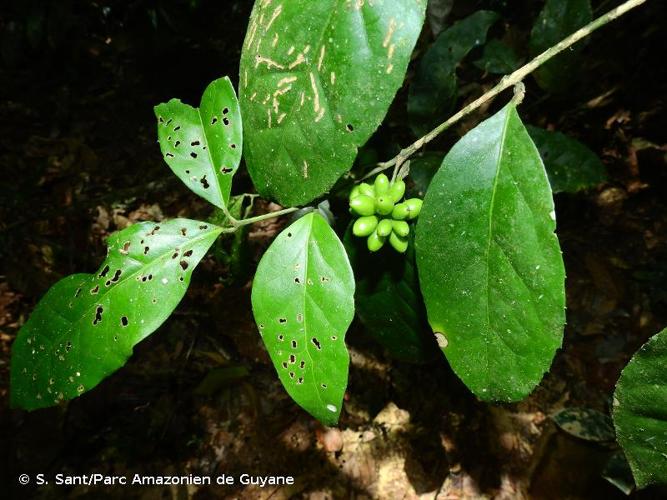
(349, 173, 422, 253)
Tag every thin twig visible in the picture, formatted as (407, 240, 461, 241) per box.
(363, 0, 648, 180)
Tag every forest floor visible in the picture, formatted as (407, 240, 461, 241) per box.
(1, 1, 666, 499)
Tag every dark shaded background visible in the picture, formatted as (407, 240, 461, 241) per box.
(1, 0, 666, 498)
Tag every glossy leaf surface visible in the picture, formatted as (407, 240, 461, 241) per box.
(155, 77, 243, 208)
(529, 0, 592, 92)
(408, 10, 499, 136)
(240, 0, 426, 206)
(527, 125, 606, 193)
(11, 219, 222, 410)
(251, 213, 355, 425)
(415, 104, 566, 401)
(613, 328, 667, 489)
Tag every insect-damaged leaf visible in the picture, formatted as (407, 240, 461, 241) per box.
(251, 212, 355, 425)
(527, 125, 606, 194)
(155, 77, 242, 208)
(239, 0, 426, 206)
(10, 219, 221, 410)
(415, 104, 566, 402)
(613, 327, 667, 489)
(408, 10, 499, 136)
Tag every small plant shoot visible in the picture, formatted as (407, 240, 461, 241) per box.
(8, 0, 664, 491)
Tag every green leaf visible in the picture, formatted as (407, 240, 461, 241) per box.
(251, 212, 355, 425)
(10, 219, 222, 410)
(613, 327, 667, 489)
(415, 104, 566, 401)
(551, 407, 615, 442)
(345, 229, 435, 364)
(155, 77, 243, 208)
(408, 10, 499, 136)
(529, 0, 592, 93)
(474, 39, 522, 75)
(239, 0, 426, 207)
(527, 125, 606, 193)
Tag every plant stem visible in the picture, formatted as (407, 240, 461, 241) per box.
(365, 0, 648, 180)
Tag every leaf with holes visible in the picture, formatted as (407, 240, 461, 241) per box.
(155, 77, 242, 208)
(529, 0, 592, 93)
(345, 229, 435, 363)
(251, 212, 355, 425)
(613, 327, 667, 489)
(527, 125, 606, 193)
(239, 0, 426, 206)
(415, 103, 566, 401)
(10, 219, 222, 410)
(408, 10, 499, 136)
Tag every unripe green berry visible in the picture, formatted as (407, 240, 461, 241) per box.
(375, 195, 394, 216)
(389, 232, 408, 253)
(350, 194, 375, 216)
(374, 173, 390, 195)
(391, 203, 409, 220)
(392, 220, 410, 238)
(389, 180, 406, 203)
(377, 219, 393, 237)
(359, 182, 374, 197)
(367, 230, 386, 252)
(349, 185, 361, 200)
(405, 198, 423, 220)
(352, 215, 378, 237)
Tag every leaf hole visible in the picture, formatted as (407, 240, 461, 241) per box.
(200, 175, 210, 189)
(279, 318, 287, 324)
(321, 383, 327, 389)
(166, 118, 173, 126)
(289, 354, 296, 364)
(297, 377, 303, 385)
(320, 276, 330, 283)
(180, 228, 187, 236)
(287, 232, 292, 238)
(110, 269, 122, 283)
(296, 313, 303, 323)
(299, 360, 305, 369)
(179, 276, 184, 282)
(294, 277, 301, 284)
(289, 372, 295, 379)
(223, 117, 230, 126)
(330, 335, 338, 341)
(278, 334, 284, 341)
(175, 140, 181, 147)
(199, 225, 208, 230)
(282, 362, 288, 369)
(191, 140, 201, 146)
(174, 125, 181, 131)
(211, 117, 218, 125)
(65, 341, 72, 352)
(291, 340, 297, 349)
(220, 166, 233, 174)
(99, 265, 110, 278)
(90, 285, 99, 295)
(230, 144, 237, 149)
(121, 316, 129, 327)
(172, 251, 179, 259)
(346, 124, 354, 132)
(223, 107, 229, 115)
(144, 246, 150, 255)
(311, 338, 321, 350)
(165, 153, 175, 158)
(93, 305, 104, 325)
(190, 152, 198, 159)
(184, 249, 193, 257)
(120, 241, 131, 254)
